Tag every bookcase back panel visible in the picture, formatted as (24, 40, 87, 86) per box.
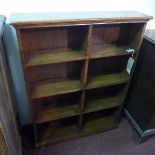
(83, 85, 126, 114)
(67, 26, 88, 51)
(20, 26, 88, 61)
(84, 109, 116, 121)
(92, 25, 121, 45)
(92, 23, 145, 51)
(26, 61, 84, 83)
(33, 92, 81, 123)
(37, 115, 79, 130)
(88, 56, 129, 77)
(21, 28, 68, 52)
(85, 84, 125, 101)
(92, 24, 130, 46)
(82, 109, 117, 133)
(37, 116, 79, 142)
(33, 91, 81, 105)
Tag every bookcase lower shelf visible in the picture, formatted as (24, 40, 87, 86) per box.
(37, 112, 117, 146)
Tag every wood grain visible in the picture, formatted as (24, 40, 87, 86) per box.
(87, 71, 129, 89)
(35, 103, 80, 124)
(32, 80, 83, 99)
(84, 95, 121, 113)
(26, 50, 85, 67)
(90, 44, 131, 59)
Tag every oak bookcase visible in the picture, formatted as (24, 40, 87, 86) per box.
(10, 11, 152, 146)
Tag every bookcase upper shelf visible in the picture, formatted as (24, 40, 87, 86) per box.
(90, 44, 131, 59)
(32, 80, 83, 99)
(26, 49, 85, 67)
(25, 45, 131, 67)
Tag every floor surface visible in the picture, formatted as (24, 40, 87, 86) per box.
(23, 118, 155, 155)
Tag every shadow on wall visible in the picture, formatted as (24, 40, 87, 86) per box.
(3, 24, 32, 125)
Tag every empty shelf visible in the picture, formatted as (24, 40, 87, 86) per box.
(83, 115, 116, 134)
(87, 71, 129, 89)
(26, 50, 85, 67)
(32, 80, 83, 99)
(35, 103, 80, 124)
(90, 44, 131, 59)
(85, 95, 122, 113)
(38, 123, 78, 145)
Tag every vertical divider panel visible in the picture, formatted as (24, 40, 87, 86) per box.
(80, 25, 93, 86)
(78, 25, 93, 131)
(78, 114, 83, 131)
(83, 25, 93, 86)
(16, 29, 38, 144)
(113, 84, 127, 124)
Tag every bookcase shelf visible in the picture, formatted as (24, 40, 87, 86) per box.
(26, 49, 85, 67)
(37, 116, 79, 145)
(82, 110, 116, 134)
(35, 103, 80, 124)
(87, 71, 129, 89)
(34, 92, 81, 123)
(89, 44, 131, 59)
(11, 11, 151, 146)
(84, 95, 121, 113)
(38, 124, 78, 145)
(32, 80, 83, 99)
(84, 85, 124, 113)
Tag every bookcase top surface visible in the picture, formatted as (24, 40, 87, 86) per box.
(10, 11, 153, 28)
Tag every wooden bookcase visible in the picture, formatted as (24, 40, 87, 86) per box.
(10, 11, 152, 146)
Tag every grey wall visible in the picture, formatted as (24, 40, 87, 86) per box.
(3, 24, 31, 125)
